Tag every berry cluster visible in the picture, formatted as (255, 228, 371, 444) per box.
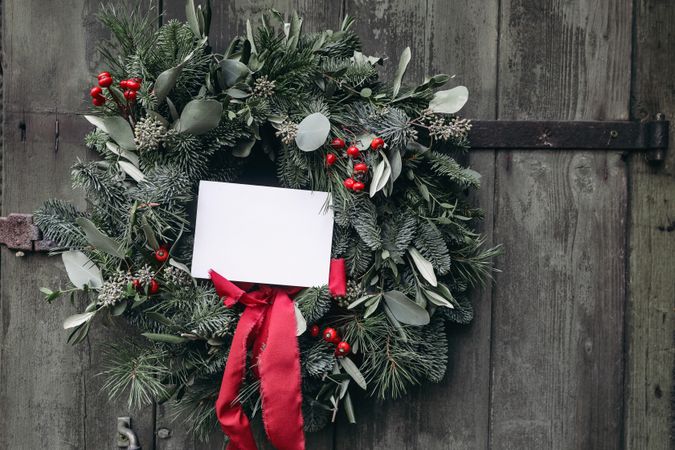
(130, 245, 171, 296)
(325, 136, 386, 193)
(89, 71, 142, 108)
(309, 324, 351, 357)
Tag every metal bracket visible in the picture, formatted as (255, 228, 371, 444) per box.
(469, 116, 669, 163)
(117, 416, 141, 450)
(0, 213, 55, 252)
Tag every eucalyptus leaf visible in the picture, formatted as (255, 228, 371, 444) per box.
(392, 46, 411, 98)
(106, 142, 139, 166)
(408, 247, 437, 287)
(84, 115, 136, 151)
(61, 250, 103, 289)
(185, 0, 201, 36)
(369, 157, 391, 197)
(76, 217, 126, 259)
(63, 311, 95, 329)
(383, 304, 408, 342)
(294, 303, 307, 336)
(344, 392, 356, 423)
(429, 85, 469, 114)
(295, 112, 330, 151)
(232, 138, 256, 157)
(177, 99, 223, 135)
(220, 59, 250, 87)
(111, 301, 128, 316)
(424, 288, 454, 308)
(386, 147, 402, 182)
(363, 297, 380, 318)
(339, 356, 367, 390)
(169, 258, 192, 275)
(118, 160, 145, 182)
(141, 216, 159, 250)
(154, 66, 183, 103)
(347, 294, 374, 309)
(383, 290, 430, 326)
(141, 333, 189, 344)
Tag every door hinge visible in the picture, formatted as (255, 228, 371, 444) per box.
(0, 214, 55, 253)
(469, 115, 669, 163)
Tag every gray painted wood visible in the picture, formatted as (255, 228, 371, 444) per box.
(0, 1, 155, 449)
(333, 1, 500, 450)
(489, 0, 631, 449)
(624, 1, 675, 449)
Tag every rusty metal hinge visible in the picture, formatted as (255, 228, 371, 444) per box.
(469, 115, 669, 163)
(0, 214, 55, 252)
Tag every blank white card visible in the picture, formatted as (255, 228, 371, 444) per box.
(191, 181, 334, 287)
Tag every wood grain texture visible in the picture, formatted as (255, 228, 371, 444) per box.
(334, 1, 499, 449)
(624, 0, 675, 448)
(157, 2, 342, 448)
(490, 0, 631, 449)
(0, 1, 156, 449)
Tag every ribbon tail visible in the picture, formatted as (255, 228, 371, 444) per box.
(258, 290, 306, 450)
(216, 305, 264, 450)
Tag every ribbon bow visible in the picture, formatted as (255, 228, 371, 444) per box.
(210, 259, 346, 450)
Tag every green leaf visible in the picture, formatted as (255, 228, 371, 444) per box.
(408, 247, 437, 287)
(339, 356, 367, 390)
(429, 86, 469, 114)
(360, 87, 372, 98)
(61, 250, 103, 289)
(369, 157, 391, 197)
(383, 290, 430, 326)
(141, 215, 159, 250)
(141, 333, 188, 344)
(84, 115, 136, 151)
(387, 147, 402, 182)
(423, 288, 454, 308)
(295, 112, 330, 151)
(343, 392, 356, 423)
(347, 294, 374, 309)
(63, 311, 95, 329)
(294, 303, 307, 336)
(111, 301, 128, 316)
(232, 138, 256, 157)
(169, 258, 192, 275)
(76, 218, 126, 259)
(220, 59, 250, 87)
(67, 320, 91, 345)
(383, 304, 408, 342)
(176, 99, 223, 135)
(392, 46, 411, 98)
(118, 160, 145, 182)
(185, 0, 201, 36)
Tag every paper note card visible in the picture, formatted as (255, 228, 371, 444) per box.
(191, 181, 334, 287)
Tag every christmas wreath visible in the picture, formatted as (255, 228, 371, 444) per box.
(36, 2, 499, 445)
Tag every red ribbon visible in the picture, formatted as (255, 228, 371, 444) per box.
(210, 258, 346, 450)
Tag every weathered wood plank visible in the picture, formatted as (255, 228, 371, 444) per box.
(0, 1, 156, 448)
(156, 2, 342, 449)
(334, 1, 498, 449)
(624, 0, 675, 448)
(489, 0, 632, 449)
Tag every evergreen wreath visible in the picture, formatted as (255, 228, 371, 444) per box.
(36, 2, 499, 440)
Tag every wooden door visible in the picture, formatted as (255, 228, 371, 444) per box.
(0, 1, 672, 449)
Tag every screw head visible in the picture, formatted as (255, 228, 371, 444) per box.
(157, 428, 172, 439)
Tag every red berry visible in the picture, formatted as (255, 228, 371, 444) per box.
(335, 341, 351, 356)
(330, 137, 346, 149)
(98, 76, 113, 88)
(323, 327, 339, 343)
(92, 95, 106, 106)
(132, 279, 142, 291)
(119, 80, 129, 89)
(354, 162, 368, 172)
(97, 71, 111, 79)
(352, 181, 365, 191)
(326, 153, 337, 166)
(346, 145, 360, 158)
(124, 90, 137, 101)
(126, 80, 141, 91)
(90, 86, 103, 97)
(343, 178, 355, 189)
(310, 324, 320, 337)
(148, 279, 160, 295)
(370, 137, 385, 150)
(153, 248, 169, 263)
